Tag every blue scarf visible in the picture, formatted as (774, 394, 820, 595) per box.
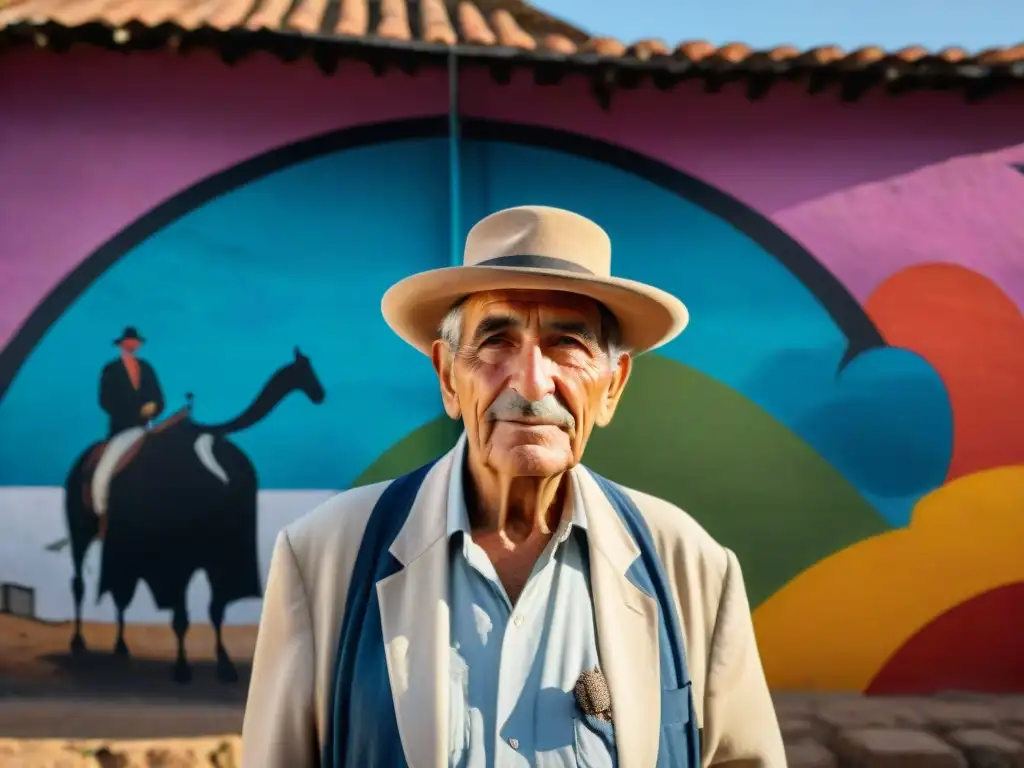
(323, 461, 700, 767)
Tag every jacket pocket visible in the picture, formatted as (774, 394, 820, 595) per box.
(573, 713, 617, 768)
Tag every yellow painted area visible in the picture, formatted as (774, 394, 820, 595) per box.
(752, 466, 1024, 691)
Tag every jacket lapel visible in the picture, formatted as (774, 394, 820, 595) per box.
(376, 448, 455, 768)
(575, 467, 662, 768)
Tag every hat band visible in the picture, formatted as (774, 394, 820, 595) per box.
(475, 254, 594, 275)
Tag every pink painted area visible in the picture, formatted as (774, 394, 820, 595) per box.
(773, 151, 1024, 306)
(3, 47, 1024, 348)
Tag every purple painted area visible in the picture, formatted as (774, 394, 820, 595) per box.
(0, 49, 446, 349)
(3, 47, 1024, 348)
(460, 68, 1024, 213)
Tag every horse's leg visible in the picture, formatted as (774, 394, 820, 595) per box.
(110, 579, 137, 658)
(68, 524, 93, 654)
(209, 595, 238, 684)
(113, 605, 129, 657)
(69, 565, 86, 654)
(171, 597, 191, 684)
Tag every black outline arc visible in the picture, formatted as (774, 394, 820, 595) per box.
(0, 117, 884, 401)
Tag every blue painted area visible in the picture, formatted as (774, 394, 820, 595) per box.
(751, 346, 952, 497)
(0, 139, 450, 490)
(0, 135, 953, 524)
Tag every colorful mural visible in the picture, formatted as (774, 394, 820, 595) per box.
(1, 48, 1022, 697)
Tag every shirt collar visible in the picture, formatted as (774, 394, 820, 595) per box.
(445, 432, 588, 540)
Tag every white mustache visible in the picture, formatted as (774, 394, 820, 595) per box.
(486, 389, 576, 431)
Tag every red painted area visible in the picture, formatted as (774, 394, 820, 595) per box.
(865, 263, 1024, 481)
(867, 582, 1024, 694)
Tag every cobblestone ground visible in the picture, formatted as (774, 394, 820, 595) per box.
(776, 692, 1024, 768)
(0, 693, 1022, 766)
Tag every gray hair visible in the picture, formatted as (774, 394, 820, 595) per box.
(438, 297, 628, 361)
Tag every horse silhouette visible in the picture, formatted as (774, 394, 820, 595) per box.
(62, 347, 326, 683)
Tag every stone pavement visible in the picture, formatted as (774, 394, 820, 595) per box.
(775, 692, 1024, 768)
(0, 692, 1022, 766)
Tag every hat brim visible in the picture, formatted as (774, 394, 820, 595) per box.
(381, 265, 689, 356)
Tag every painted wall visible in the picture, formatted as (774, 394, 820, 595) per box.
(1, 47, 1022, 698)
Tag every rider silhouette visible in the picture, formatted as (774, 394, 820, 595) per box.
(91, 327, 165, 536)
(100, 327, 164, 435)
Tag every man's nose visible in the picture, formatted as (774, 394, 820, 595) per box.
(511, 342, 556, 402)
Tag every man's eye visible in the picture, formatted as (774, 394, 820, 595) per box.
(554, 336, 585, 348)
(480, 336, 508, 347)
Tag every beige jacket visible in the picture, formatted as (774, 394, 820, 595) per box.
(242, 442, 786, 767)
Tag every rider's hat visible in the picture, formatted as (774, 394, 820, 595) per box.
(113, 327, 145, 345)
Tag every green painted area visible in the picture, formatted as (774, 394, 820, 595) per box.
(354, 416, 461, 487)
(352, 354, 890, 606)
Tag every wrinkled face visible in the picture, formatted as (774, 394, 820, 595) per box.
(118, 339, 142, 356)
(432, 289, 631, 478)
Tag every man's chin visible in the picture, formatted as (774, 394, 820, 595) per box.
(492, 444, 574, 478)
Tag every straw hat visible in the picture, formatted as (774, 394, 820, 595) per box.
(381, 206, 689, 355)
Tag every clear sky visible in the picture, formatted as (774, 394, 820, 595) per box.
(536, 0, 1022, 53)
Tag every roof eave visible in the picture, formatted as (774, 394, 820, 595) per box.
(3, 20, 1023, 106)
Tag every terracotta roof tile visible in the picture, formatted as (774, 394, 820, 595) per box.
(139, 0, 575, 53)
(336, 0, 369, 36)
(676, 40, 716, 61)
(204, 0, 252, 30)
(246, 0, 291, 31)
(1, 0, 1022, 96)
(543, 33, 575, 55)
(422, 0, 458, 45)
(976, 44, 1024, 64)
(457, 1, 495, 46)
(490, 8, 536, 50)
(628, 39, 669, 60)
(580, 36, 627, 57)
(289, 0, 332, 35)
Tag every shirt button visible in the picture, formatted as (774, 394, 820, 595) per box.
(512, 614, 524, 627)
(508, 737, 520, 750)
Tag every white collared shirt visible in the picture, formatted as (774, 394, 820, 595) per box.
(446, 436, 617, 768)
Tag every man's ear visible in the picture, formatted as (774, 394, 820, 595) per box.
(594, 353, 632, 427)
(431, 339, 462, 420)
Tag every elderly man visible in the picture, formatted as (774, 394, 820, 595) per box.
(242, 206, 785, 768)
